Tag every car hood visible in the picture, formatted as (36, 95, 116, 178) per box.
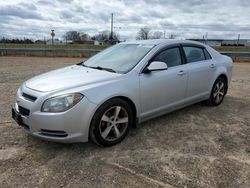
(25, 65, 120, 92)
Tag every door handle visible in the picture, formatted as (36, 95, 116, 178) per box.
(210, 64, 215, 68)
(178, 70, 186, 76)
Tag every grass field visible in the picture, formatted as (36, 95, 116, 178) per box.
(0, 43, 109, 50)
(1, 43, 250, 50)
(1, 43, 250, 61)
(1, 43, 250, 52)
(214, 46, 250, 52)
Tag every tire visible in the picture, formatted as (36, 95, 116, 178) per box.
(90, 98, 133, 146)
(207, 77, 227, 106)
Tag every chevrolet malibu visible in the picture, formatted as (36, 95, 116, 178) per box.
(12, 39, 233, 146)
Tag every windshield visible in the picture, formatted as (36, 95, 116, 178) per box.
(83, 44, 154, 73)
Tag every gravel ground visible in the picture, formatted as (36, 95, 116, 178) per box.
(0, 56, 249, 188)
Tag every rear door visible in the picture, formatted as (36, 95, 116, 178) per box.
(182, 45, 215, 100)
(139, 46, 188, 120)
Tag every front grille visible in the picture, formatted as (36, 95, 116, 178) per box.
(18, 105, 30, 116)
(22, 92, 37, 102)
(39, 129, 68, 137)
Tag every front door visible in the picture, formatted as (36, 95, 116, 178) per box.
(139, 47, 188, 120)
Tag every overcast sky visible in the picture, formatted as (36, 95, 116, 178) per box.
(0, 0, 250, 41)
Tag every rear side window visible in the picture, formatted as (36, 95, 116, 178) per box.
(183, 46, 206, 63)
(152, 47, 182, 68)
(203, 48, 212, 59)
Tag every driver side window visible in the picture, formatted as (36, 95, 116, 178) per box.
(152, 47, 182, 68)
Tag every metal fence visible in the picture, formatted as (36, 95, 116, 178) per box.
(0, 48, 101, 57)
(1, 48, 250, 58)
(220, 52, 250, 57)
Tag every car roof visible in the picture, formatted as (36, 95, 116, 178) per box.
(122, 39, 205, 47)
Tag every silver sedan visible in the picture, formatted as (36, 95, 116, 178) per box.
(12, 39, 233, 146)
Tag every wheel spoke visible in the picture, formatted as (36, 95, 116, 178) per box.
(216, 94, 220, 103)
(101, 126, 112, 139)
(116, 117, 128, 124)
(113, 125, 121, 138)
(213, 92, 218, 98)
(219, 82, 224, 91)
(114, 106, 121, 119)
(101, 114, 112, 123)
(218, 91, 224, 96)
(216, 83, 220, 91)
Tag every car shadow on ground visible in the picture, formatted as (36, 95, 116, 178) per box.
(23, 95, 246, 152)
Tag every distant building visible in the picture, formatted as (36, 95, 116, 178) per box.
(63, 40, 73, 44)
(46, 38, 62, 45)
(189, 39, 223, 46)
(35, 40, 45, 44)
(81, 40, 95, 45)
(94, 40, 100, 45)
(189, 38, 250, 47)
(222, 39, 250, 46)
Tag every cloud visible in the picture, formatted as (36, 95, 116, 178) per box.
(0, 0, 249, 40)
(0, 3, 42, 19)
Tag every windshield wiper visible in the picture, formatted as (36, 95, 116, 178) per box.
(76, 61, 87, 66)
(77, 62, 116, 73)
(88, 66, 116, 73)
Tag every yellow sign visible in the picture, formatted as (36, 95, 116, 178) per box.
(51, 30, 55, 38)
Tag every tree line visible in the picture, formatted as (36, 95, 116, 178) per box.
(63, 30, 120, 44)
(0, 38, 34, 44)
(64, 28, 168, 42)
(0, 27, 170, 44)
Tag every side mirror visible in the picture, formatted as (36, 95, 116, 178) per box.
(145, 61, 168, 73)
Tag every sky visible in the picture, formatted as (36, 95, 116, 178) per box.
(0, 0, 250, 41)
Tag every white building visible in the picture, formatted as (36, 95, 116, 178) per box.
(46, 39, 62, 45)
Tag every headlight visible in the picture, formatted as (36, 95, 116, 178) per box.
(41, 93, 83, 113)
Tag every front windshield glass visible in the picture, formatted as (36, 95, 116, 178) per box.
(83, 44, 154, 73)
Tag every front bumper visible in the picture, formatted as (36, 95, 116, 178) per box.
(12, 86, 97, 143)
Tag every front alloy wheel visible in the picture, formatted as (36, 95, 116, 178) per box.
(99, 106, 128, 142)
(90, 98, 133, 146)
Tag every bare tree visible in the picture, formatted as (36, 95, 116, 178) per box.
(93, 30, 109, 41)
(150, 31, 164, 39)
(169, 34, 177, 39)
(136, 27, 151, 40)
(80, 33, 90, 42)
(93, 30, 120, 43)
(63, 31, 81, 42)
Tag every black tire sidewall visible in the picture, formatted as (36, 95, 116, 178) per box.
(90, 98, 133, 146)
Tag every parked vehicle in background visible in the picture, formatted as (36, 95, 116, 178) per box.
(12, 39, 233, 146)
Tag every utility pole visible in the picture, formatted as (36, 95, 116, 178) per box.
(24, 37, 26, 48)
(24, 37, 27, 56)
(44, 36, 46, 56)
(163, 30, 166, 39)
(50, 30, 55, 57)
(110, 13, 113, 43)
(237, 34, 240, 46)
(51, 29, 55, 46)
(205, 32, 208, 45)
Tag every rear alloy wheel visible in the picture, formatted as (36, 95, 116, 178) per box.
(90, 98, 133, 146)
(207, 77, 227, 106)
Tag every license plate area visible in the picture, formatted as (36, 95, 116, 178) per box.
(12, 107, 23, 126)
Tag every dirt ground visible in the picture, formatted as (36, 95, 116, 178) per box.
(0, 56, 249, 188)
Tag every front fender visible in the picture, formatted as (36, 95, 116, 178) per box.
(82, 72, 140, 118)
